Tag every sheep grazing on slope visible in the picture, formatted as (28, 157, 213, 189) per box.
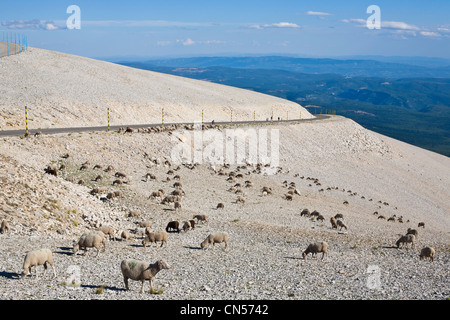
(419, 247, 435, 262)
(300, 209, 310, 217)
(302, 242, 328, 260)
(396, 234, 415, 249)
(174, 201, 182, 211)
(406, 228, 418, 239)
(201, 233, 229, 250)
(418, 222, 425, 228)
(337, 219, 347, 231)
(22, 248, 56, 279)
(97, 225, 116, 241)
(310, 210, 320, 217)
(0, 220, 10, 234)
(142, 231, 168, 248)
(120, 259, 170, 293)
(128, 210, 142, 218)
(330, 217, 338, 229)
(334, 213, 344, 220)
(316, 215, 325, 222)
(235, 196, 246, 204)
(73, 231, 106, 257)
(138, 221, 153, 229)
(44, 165, 58, 176)
(121, 230, 131, 241)
(217, 203, 225, 209)
(194, 215, 208, 223)
(182, 221, 191, 232)
(150, 191, 163, 199)
(166, 221, 180, 233)
(115, 172, 127, 179)
(189, 220, 196, 229)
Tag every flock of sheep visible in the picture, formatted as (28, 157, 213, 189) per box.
(0, 136, 437, 295)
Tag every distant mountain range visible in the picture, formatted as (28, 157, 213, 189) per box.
(115, 56, 450, 157)
(118, 56, 450, 79)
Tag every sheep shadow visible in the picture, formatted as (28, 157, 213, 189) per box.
(183, 245, 202, 250)
(80, 283, 127, 292)
(381, 245, 398, 249)
(55, 246, 75, 256)
(0, 271, 21, 280)
(284, 256, 303, 261)
(127, 243, 142, 248)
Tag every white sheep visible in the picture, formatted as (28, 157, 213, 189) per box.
(138, 221, 153, 228)
(121, 230, 131, 241)
(396, 234, 415, 249)
(201, 233, 229, 250)
(21, 248, 56, 279)
(193, 214, 208, 223)
(120, 259, 170, 293)
(419, 247, 435, 262)
(142, 231, 168, 248)
(73, 231, 106, 256)
(97, 225, 116, 241)
(302, 242, 329, 260)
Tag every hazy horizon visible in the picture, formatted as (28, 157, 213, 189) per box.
(1, 0, 449, 60)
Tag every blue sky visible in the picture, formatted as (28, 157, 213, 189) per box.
(1, 0, 449, 59)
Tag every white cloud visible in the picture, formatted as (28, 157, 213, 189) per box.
(1, 19, 65, 30)
(45, 23, 59, 31)
(173, 38, 226, 46)
(344, 18, 421, 32)
(156, 40, 172, 47)
(249, 22, 301, 30)
(81, 20, 217, 28)
(381, 21, 419, 31)
(420, 31, 441, 37)
(305, 11, 332, 16)
(182, 38, 195, 46)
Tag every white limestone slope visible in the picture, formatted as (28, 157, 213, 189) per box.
(0, 47, 312, 130)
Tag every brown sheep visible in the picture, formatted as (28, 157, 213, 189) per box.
(330, 217, 338, 229)
(300, 209, 310, 217)
(44, 165, 58, 176)
(396, 234, 415, 249)
(418, 222, 425, 228)
(334, 213, 344, 219)
(419, 247, 435, 262)
(302, 242, 328, 260)
(173, 182, 183, 189)
(115, 172, 127, 179)
(182, 221, 191, 232)
(166, 221, 180, 233)
(217, 203, 225, 209)
(310, 210, 320, 217)
(0, 220, 10, 234)
(337, 219, 347, 230)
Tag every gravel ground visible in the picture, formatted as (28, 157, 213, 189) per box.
(0, 117, 449, 301)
